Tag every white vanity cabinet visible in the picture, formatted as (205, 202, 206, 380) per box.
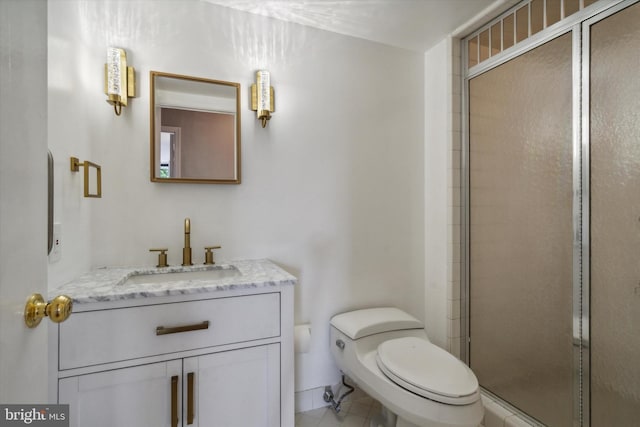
(183, 344, 281, 427)
(59, 360, 182, 427)
(54, 282, 294, 427)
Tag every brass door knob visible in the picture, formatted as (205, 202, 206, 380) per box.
(24, 293, 73, 328)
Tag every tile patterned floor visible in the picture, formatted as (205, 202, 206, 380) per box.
(295, 386, 382, 427)
(295, 386, 487, 427)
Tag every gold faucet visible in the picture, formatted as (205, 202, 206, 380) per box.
(182, 218, 193, 266)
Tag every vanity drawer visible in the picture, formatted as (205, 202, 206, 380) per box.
(58, 293, 280, 370)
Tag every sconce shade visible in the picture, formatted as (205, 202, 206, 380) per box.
(104, 47, 136, 116)
(251, 70, 275, 128)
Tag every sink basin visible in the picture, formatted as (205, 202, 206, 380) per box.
(124, 266, 240, 285)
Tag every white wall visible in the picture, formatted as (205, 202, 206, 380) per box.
(423, 34, 466, 358)
(423, 38, 451, 350)
(47, 0, 425, 392)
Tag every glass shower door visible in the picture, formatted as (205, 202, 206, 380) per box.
(468, 32, 574, 426)
(589, 2, 640, 425)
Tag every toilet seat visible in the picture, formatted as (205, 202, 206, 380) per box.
(376, 337, 479, 406)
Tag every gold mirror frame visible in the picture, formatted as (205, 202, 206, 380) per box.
(150, 71, 241, 184)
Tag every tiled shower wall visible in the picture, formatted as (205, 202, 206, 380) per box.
(447, 37, 464, 359)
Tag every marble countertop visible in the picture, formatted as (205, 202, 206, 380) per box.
(50, 259, 296, 304)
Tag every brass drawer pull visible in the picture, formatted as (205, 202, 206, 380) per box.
(156, 321, 209, 336)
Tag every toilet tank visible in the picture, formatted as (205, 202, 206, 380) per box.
(330, 307, 423, 340)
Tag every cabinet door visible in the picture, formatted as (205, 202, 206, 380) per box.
(184, 344, 280, 427)
(59, 360, 182, 427)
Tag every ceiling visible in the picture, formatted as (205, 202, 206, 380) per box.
(201, 0, 499, 52)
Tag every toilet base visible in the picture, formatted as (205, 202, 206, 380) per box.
(369, 406, 398, 427)
(369, 406, 424, 427)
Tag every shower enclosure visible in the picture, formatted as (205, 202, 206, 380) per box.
(463, 1, 640, 425)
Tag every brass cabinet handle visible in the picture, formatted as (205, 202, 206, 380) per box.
(171, 375, 178, 427)
(156, 321, 209, 336)
(187, 372, 194, 425)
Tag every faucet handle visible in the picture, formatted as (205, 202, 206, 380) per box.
(204, 246, 222, 265)
(150, 248, 169, 268)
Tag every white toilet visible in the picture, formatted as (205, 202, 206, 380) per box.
(329, 307, 483, 427)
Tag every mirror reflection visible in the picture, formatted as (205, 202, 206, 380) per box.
(150, 71, 241, 184)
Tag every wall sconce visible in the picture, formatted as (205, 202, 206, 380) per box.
(104, 47, 136, 116)
(251, 70, 275, 128)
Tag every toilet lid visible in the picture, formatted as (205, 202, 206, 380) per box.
(376, 337, 479, 405)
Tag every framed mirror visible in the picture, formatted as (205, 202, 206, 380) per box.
(150, 71, 241, 184)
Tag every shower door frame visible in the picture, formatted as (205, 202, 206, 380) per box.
(461, 1, 638, 425)
(580, 1, 640, 424)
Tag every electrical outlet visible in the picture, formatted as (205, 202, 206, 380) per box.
(49, 223, 61, 263)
